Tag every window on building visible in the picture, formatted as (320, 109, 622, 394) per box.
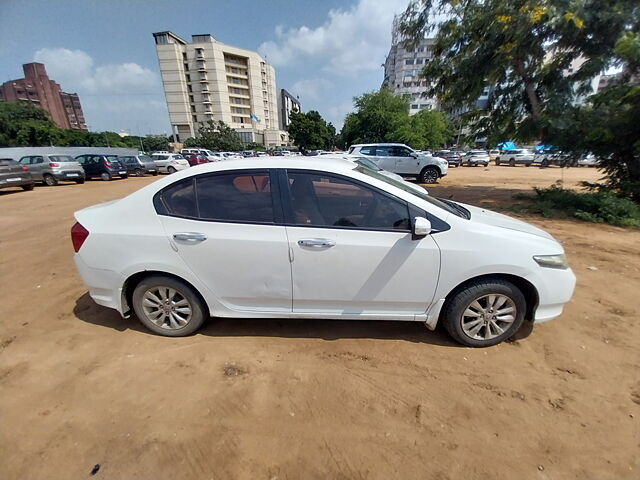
(405, 59, 414, 65)
(192, 115, 198, 123)
(185, 74, 191, 82)
(155, 34, 169, 45)
(188, 85, 192, 93)
(191, 105, 196, 113)
(189, 95, 194, 102)
(416, 58, 423, 64)
(411, 104, 419, 109)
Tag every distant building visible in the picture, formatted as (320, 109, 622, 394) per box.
(382, 17, 439, 115)
(152, 31, 288, 147)
(0, 63, 87, 130)
(278, 89, 301, 131)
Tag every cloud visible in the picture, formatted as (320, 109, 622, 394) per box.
(291, 78, 333, 102)
(260, 0, 406, 129)
(33, 48, 168, 133)
(259, 0, 407, 74)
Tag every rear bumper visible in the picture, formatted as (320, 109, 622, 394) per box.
(0, 176, 33, 188)
(53, 170, 85, 180)
(74, 254, 125, 315)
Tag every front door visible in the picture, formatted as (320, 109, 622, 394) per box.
(155, 169, 292, 313)
(283, 170, 440, 316)
(373, 146, 398, 172)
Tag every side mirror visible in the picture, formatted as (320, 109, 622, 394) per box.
(412, 216, 431, 238)
(410, 152, 418, 158)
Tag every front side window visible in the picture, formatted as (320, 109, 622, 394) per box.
(287, 172, 411, 231)
(391, 146, 413, 157)
(19, 156, 31, 165)
(359, 146, 374, 156)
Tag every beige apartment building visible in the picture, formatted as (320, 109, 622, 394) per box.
(152, 31, 287, 147)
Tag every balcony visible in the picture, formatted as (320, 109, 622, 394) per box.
(197, 62, 207, 72)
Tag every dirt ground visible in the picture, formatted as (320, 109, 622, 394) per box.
(1, 165, 638, 480)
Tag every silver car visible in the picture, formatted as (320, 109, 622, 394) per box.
(19, 154, 85, 185)
(119, 154, 159, 176)
(495, 149, 535, 166)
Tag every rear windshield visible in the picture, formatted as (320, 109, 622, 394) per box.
(173, 154, 184, 159)
(49, 155, 75, 162)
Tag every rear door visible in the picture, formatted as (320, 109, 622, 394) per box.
(392, 146, 419, 175)
(155, 169, 292, 313)
(282, 170, 440, 316)
(373, 146, 397, 172)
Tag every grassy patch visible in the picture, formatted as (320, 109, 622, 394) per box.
(510, 186, 640, 227)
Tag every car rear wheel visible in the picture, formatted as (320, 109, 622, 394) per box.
(419, 166, 439, 184)
(152, 171, 159, 176)
(496, 159, 501, 166)
(442, 278, 526, 347)
(509, 158, 516, 167)
(134, 168, 143, 177)
(167, 166, 177, 174)
(132, 276, 206, 337)
(101, 172, 112, 181)
(21, 184, 34, 191)
(43, 174, 58, 186)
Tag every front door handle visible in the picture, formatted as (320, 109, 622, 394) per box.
(298, 238, 336, 248)
(173, 232, 207, 242)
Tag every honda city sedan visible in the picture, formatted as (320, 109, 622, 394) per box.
(71, 157, 575, 347)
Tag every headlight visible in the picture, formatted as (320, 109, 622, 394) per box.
(533, 254, 568, 269)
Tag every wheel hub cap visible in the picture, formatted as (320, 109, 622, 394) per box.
(461, 294, 516, 340)
(142, 287, 193, 330)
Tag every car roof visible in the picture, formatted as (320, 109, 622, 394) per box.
(351, 143, 408, 147)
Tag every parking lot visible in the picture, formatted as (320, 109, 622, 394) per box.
(1, 165, 638, 480)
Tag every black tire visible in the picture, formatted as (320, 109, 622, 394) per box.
(21, 183, 34, 191)
(152, 171, 159, 176)
(525, 162, 531, 167)
(419, 166, 439, 184)
(43, 174, 58, 186)
(75, 178, 85, 184)
(101, 171, 112, 181)
(134, 169, 143, 177)
(541, 159, 549, 168)
(496, 159, 501, 166)
(167, 166, 177, 174)
(509, 158, 516, 167)
(441, 278, 527, 347)
(132, 275, 206, 337)
(121, 173, 129, 179)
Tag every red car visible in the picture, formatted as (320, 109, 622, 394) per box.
(183, 153, 209, 166)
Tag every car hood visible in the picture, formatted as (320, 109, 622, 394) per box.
(460, 203, 555, 240)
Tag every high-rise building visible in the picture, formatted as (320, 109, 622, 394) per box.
(381, 17, 439, 115)
(277, 89, 301, 131)
(0, 62, 87, 130)
(152, 31, 288, 147)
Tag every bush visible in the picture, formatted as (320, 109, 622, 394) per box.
(513, 186, 640, 227)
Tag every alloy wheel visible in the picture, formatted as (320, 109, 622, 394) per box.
(460, 294, 517, 341)
(141, 286, 193, 330)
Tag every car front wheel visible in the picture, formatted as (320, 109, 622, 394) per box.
(441, 278, 526, 347)
(132, 275, 206, 336)
(167, 166, 177, 174)
(419, 166, 439, 183)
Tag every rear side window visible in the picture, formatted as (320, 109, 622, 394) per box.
(157, 179, 197, 218)
(197, 172, 273, 223)
(154, 171, 274, 224)
(359, 146, 374, 155)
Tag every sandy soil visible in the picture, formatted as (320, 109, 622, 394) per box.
(1, 165, 638, 480)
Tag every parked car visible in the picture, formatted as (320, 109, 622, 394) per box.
(150, 153, 190, 173)
(348, 143, 448, 183)
(71, 156, 575, 347)
(183, 153, 209, 166)
(0, 158, 34, 191)
(488, 149, 501, 161)
(495, 149, 535, 166)
(118, 154, 159, 176)
(18, 154, 85, 185)
(75, 154, 128, 181)
(464, 150, 490, 167)
(532, 150, 573, 168)
(435, 150, 462, 167)
(180, 148, 221, 162)
(577, 153, 601, 167)
(218, 152, 243, 160)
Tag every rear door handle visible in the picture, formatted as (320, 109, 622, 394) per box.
(298, 238, 336, 248)
(173, 232, 207, 242)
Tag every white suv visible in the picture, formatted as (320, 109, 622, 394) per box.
(348, 143, 448, 183)
(180, 148, 222, 162)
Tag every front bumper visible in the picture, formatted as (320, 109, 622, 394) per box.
(528, 267, 576, 323)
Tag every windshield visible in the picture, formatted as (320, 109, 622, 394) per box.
(353, 157, 381, 171)
(49, 155, 75, 162)
(355, 166, 469, 219)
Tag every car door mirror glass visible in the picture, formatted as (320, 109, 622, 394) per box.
(413, 216, 431, 237)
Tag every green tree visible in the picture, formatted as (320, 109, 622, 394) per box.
(193, 120, 244, 151)
(288, 110, 334, 150)
(400, 0, 639, 199)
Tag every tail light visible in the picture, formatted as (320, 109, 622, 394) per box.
(49, 162, 60, 167)
(71, 222, 90, 252)
(21, 166, 29, 172)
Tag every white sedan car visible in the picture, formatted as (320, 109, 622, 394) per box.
(150, 153, 190, 173)
(71, 157, 575, 347)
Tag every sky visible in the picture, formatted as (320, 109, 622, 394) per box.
(0, 0, 409, 135)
